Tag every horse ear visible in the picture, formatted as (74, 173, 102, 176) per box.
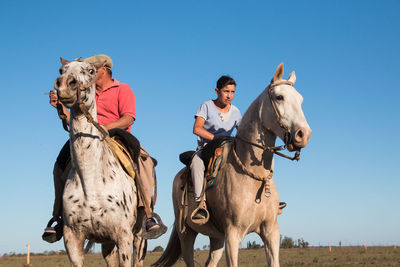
(92, 60, 106, 70)
(288, 71, 296, 84)
(60, 57, 70, 65)
(272, 63, 284, 83)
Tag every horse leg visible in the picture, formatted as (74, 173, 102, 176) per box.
(132, 232, 147, 267)
(117, 230, 134, 267)
(205, 237, 224, 267)
(259, 221, 280, 267)
(224, 227, 243, 267)
(178, 228, 198, 267)
(63, 226, 85, 267)
(101, 242, 118, 267)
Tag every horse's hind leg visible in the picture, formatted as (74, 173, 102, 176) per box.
(64, 226, 85, 267)
(259, 221, 280, 267)
(132, 233, 147, 267)
(178, 227, 198, 267)
(102, 242, 118, 267)
(205, 237, 224, 267)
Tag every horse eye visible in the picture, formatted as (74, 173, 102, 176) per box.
(276, 95, 284, 101)
(89, 69, 94, 75)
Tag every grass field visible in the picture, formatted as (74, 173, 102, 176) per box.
(1, 247, 399, 266)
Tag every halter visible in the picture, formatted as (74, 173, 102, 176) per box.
(236, 80, 300, 161)
(232, 80, 301, 201)
(55, 64, 107, 139)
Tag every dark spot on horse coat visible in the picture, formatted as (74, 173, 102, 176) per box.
(116, 201, 120, 207)
(83, 219, 89, 222)
(122, 254, 126, 261)
(73, 199, 79, 203)
(68, 195, 73, 199)
(90, 206, 96, 211)
(123, 192, 127, 207)
(103, 177, 106, 184)
(111, 208, 115, 212)
(129, 195, 132, 204)
(77, 218, 81, 223)
(86, 143, 91, 149)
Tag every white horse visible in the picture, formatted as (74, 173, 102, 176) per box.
(54, 58, 145, 267)
(153, 63, 312, 267)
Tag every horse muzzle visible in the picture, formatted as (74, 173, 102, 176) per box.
(288, 127, 312, 151)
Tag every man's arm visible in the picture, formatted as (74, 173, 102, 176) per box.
(49, 89, 70, 125)
(193, 116, 214, 141)
(103, 115, 134, 130)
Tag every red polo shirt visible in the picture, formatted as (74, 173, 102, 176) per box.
(95, 79, 136, 132)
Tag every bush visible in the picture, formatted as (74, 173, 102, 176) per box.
(152, 246, 164, 252)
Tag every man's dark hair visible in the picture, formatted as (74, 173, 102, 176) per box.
(106, 68, 112, 77)
(216, 75, 236, 90)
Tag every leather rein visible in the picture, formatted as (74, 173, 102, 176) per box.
(55, 73, 108, 139)
(236, 80, 301, 161)
(232, 80, 301, 201)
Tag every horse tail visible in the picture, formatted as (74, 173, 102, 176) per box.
(151, 224, 181, 267)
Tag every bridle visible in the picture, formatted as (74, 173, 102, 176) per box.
(232, 80, 301, 201)
(55, 66, 108, 139)
(236, 80, 301, 161)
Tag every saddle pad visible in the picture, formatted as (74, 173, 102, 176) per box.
(106, 137, 136, 180)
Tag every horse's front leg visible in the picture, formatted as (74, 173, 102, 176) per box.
(116, 230, 134, 267)
(225, 227, 244, 267)
(64, 226, 85, 267)
(259, 220, 280, 267)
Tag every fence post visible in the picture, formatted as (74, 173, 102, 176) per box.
(329, 241, 331, 252)
(27, 244, 30, 265)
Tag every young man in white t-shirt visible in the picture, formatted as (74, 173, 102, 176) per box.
(191, 75, 242, 220)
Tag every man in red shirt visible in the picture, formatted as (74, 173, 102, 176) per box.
(43, 55, 160, 242)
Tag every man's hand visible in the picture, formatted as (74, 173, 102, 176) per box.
(49, 90, 58, 108)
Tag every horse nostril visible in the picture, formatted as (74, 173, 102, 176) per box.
(55, 77, 61, 89)
(298, 130, 303, 138)
(68, 78, 77, 88)
(295, 129, 304, 142)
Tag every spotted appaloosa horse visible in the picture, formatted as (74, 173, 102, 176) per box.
(153, 63, 312, 267)
(54, 58, 145, 267)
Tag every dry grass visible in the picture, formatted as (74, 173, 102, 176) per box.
(1, 246, 399, 266)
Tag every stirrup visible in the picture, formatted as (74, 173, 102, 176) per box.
(191, 204, 209, 225)
(141, 212, 167, 240)
(42, 217, 63, 243)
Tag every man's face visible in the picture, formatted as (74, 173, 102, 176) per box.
(216, 84, 236, 105)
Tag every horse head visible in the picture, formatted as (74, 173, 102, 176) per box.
(54, 57, 102, 109)
(260, 63, 312, 151)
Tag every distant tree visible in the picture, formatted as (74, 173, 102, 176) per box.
(247, 241, 261, 249)
(281, 236, 294, 248)
(152, 246, 164, 252)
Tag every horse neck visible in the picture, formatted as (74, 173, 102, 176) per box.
(236, 91, 277, 171)
(69, 102, 109, 190)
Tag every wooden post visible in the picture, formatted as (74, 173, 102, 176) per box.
(394, 243, 396, 249)
(329, 241, 331, 252)
(27, 244, 30, 265)
(363, 241, 367, 250)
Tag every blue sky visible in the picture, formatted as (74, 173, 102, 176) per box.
(0, 0, 399, 255)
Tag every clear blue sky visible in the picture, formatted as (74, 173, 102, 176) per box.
(0, 0, 399, 255)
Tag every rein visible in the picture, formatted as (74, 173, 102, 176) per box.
(231, 80, 301, 202)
